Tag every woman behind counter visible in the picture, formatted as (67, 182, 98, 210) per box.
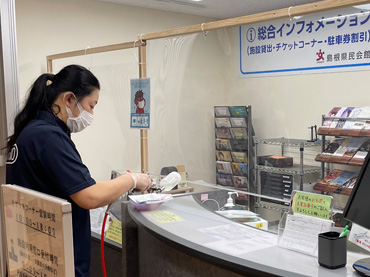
(5, 64, 152, 277)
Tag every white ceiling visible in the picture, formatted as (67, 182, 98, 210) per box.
(97, 0, 323, 20)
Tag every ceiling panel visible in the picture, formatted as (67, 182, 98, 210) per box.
(96, 0, 324, 19)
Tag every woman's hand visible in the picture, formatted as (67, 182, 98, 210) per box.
(128, 173, 153, 192)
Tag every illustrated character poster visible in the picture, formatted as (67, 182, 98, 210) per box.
(130, 78, 150, 128)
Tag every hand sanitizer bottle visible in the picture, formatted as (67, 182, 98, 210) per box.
(221, 192, 239, 210)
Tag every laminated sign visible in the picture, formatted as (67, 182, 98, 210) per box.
(292, 191, 332, 220)
(130, 78, 150, 129)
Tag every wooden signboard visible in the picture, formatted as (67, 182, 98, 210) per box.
(1, 184, 74, 276)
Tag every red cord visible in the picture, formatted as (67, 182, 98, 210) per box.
(101, 213, 109, 277)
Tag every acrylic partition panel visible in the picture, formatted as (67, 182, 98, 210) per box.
(52, 50, 142, 181)
(145, 34, 228, 182)
(50, 35, 225, 183)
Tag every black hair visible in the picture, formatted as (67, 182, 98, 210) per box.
(135, 90, 143, 99)
(5, 64, 100, 153)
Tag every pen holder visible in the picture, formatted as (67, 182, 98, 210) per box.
(318, 231, 347, 269)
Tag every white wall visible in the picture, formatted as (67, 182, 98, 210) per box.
(15, 0, 217, 94)
(15, 0, 226, 182)
(15, 1, 367, 185)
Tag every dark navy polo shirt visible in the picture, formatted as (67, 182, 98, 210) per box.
(6, 110, 96, 277)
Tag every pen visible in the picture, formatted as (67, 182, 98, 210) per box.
(339, 230, 349, 237)
(339, 225, 349, 237)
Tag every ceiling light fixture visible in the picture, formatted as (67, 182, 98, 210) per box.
(153, 0, 205, 8)
(353, 4, 370, 10)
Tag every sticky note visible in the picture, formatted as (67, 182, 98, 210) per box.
(105, 219, 122, 245)
(149, 210, 184, 223)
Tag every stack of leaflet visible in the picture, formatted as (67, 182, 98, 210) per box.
(216, 210, 268, 230)
(216, 210, 259, 223)
(129, 194, 173, 211)
(129, 193, 173, 204)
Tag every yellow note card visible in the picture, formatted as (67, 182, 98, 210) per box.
(292, 191, 332, 220)
(149, 210, 184, 223)
(105, 219, 122, 245)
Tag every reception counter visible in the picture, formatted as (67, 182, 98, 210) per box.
(120, 191, 370, 277)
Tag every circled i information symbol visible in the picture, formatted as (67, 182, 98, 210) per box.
(246, 28, 256, 42)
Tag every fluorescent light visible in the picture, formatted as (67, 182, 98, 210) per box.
(353, 4, 370, 10)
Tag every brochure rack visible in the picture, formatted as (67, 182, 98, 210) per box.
(313, 115, 370, 203)
(214, 106, 255, 207)
(317, 116, 370, 169)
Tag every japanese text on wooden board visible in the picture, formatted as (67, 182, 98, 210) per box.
(2, 185, 73, 277)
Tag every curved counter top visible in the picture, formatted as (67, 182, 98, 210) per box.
(124, 194, 369, 277)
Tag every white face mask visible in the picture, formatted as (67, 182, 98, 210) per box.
(65, 95, 93, 133)
(138, 100, 145, 109)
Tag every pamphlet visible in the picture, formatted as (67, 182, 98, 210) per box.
(231, 128, 247, 139)
(215, 117, 232, 128)
(231, 162, 248, 177)
(200, 223, 276, 256)
(232, 175, 248, 188)
(348, 223, 370, 253)
(230, 117, 247, 127)
(215, 138, 232, 151)
(229, 106, 248, 117)
(215, 128, 232, 139)
(214, 106, 231, 117)
(231, 151, 248, 163)
(216, 150, 232, 162)
(216, 161, 233, 174)
(216, 173, 233, 186)
(279, 213, 333, 257)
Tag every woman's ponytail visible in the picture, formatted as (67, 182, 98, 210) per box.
(6, 73, 55, 152)
(5, 64, 99, 153)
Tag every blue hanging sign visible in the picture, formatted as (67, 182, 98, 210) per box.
(239, 7, 370, 77)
